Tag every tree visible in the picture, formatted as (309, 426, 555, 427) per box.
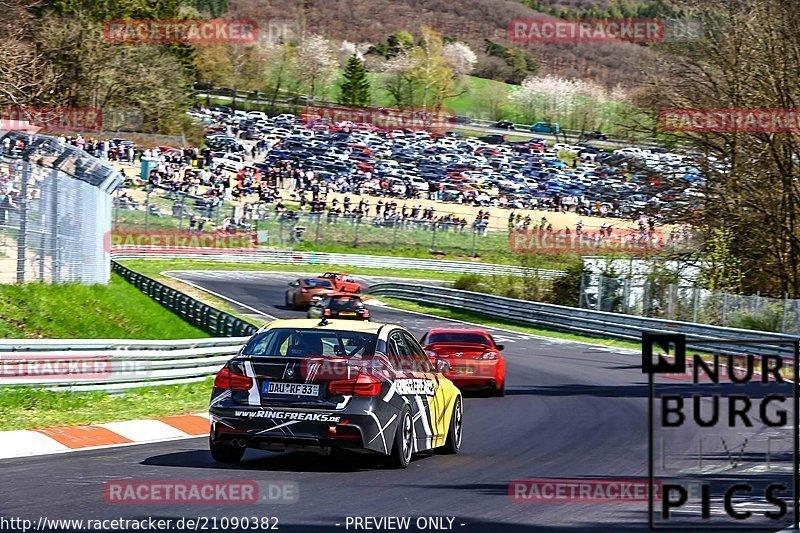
(339, 54, 370, 106)
(294, 33, 337, 101)
(441, 42, 477, 78)
(381, 53, 416, 108)
(640, 0, 800, 296)
(409, 26, 453, 112)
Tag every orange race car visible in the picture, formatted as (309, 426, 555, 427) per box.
(317, 272, 363, 293)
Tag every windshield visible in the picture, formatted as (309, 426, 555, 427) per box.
(242, 328, 377, 359)
(426, 332, 491, 346)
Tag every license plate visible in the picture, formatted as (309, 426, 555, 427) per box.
(453, 367, 475, 375)
(339, 311, 356, 316)
(262, 381, 319, 396)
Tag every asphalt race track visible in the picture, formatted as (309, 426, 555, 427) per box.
(1, 271, 792, 532)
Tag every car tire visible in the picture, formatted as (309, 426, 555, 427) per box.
(284, 293, 290, 307)
(441, 396, 463, 454)
(388, 407, 413, 469)
(209, 436, 245, 464)
(494, 381, 505, 397)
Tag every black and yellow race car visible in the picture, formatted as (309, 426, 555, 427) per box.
(208, 319, 463, 468)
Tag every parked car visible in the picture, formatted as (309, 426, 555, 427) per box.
(491, 121, 515, 131)
(530, 122, 560, 134)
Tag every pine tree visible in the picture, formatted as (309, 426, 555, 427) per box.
(339, 55, 371, 107)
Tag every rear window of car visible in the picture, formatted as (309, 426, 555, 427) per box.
(426, 332, 491, 346)
(304, 279, 332, 288)
(242, 328, 377, 358)
(329, 296, 362, 311)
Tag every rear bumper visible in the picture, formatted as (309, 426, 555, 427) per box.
(443, 360, 501, 389)
(209, 399, 399, 455)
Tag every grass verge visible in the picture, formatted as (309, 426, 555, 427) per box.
(378, 296, 641, 352)
(0, 379, 213, 431)
(118, 259, 467, 283)
(0, 273, 207, 339)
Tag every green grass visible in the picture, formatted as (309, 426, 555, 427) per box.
(0, 379, 213, 431)
(0, 273, 207, 339)
(378, 296, 641, 352)
(118, 258, 468, 282)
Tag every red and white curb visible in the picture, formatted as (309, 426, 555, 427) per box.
(0, 412, 210, 459)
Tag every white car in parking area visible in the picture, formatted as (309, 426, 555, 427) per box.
(212, 153, 246, 172)
(246, 111, 268, 120)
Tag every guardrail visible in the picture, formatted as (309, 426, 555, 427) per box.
(112, 261, 260, 336)
(110, 248, 567, 280)
(367, 282, 798, 357)
(0, 337, 247, 391)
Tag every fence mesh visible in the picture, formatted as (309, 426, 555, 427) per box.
(580, 272, 800, 333)
(0, 130, 122, 283)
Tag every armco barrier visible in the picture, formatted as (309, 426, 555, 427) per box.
(367, 282, 799, 357)
(0, 337, 247, 391)
(112, 261, 259, 337)
(110, 248, 566, 280)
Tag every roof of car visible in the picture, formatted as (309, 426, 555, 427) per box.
(259, 318, 386, 334)
(427, 327, 490, 335)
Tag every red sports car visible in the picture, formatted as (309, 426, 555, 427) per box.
(420, 328, 506, 396)
(317, 272, 363, 293)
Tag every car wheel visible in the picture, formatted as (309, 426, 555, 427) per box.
(209, 436, 245, 464)
(494, 381, 505, 397)
(284, 293, 290, 307)
(441, 396, 463, 454)
(388, 407, 413, 469)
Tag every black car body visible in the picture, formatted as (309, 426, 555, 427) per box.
(208, 319, 463, 468)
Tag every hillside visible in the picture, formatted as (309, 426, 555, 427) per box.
(229, 0, 656, 89)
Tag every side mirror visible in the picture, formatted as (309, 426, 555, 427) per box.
(496, 344, 505, 351)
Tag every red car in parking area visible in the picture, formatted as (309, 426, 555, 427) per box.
(317, 272, 363, 293)
(420, 328, 506, 396)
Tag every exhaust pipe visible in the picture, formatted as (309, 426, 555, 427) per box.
(231, 439, 248, 448)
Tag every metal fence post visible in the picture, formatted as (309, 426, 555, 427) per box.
(315, 215, 321, 244)
(16, 158, 30, 283)
(722, 292, 728, 326)
(578, 271, 586, 309)
(144, 185, 151, 232)
(596, 275, 604, 311)
(392, 224, 398, 250)
(353, 217, 360, 247)
(471, 227, 477, 257)
(431, 222, 437, 249)
(113, 184, 120, 229)
(782, 292, 789, 333)
(667, 283, 674, 320)
(692, 287, 699, 323)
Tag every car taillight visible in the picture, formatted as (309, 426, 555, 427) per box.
(214, 367, 253, 391)
(481, 352, 498, 360)
(324, 309, 332, 317)
(300, 288, 308, 293)
(329, 374, 382, 396)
